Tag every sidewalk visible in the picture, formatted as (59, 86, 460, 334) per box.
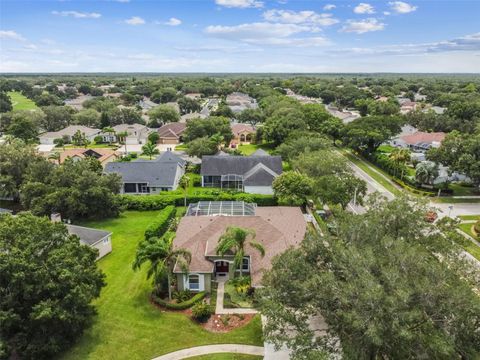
(151, 344, 264, 360)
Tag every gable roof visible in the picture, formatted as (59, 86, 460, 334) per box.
(172, 206, 306, 286)
(112, 123, 149, 135)
(157, 122, 186, 139)
(104, 151, 185, 187)
(251, 148, 269, 156)
(401, 131, 446, 145)
(39, 125, 100, 139)
(66, 224, 111, 246)
(231, 123, 255, 137)
(58, 148, 120, 164)
(200, 154, 282, 179)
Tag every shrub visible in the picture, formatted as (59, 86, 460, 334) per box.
(173, 289, 192, 303)
(152, 291, 206, 310)
(144, 205, 176, 240)
(94, 135, 104, 144)
(474, 220, 480, 235)
(191, 301, 212, 322)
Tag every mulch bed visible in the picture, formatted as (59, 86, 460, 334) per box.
(201, 313, 256, 333)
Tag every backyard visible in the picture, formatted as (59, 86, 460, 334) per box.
(7, 91, 39, 111)
(60, 210, 263, 360)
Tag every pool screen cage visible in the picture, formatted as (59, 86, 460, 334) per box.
(220, 174, 244, 191)
(186, 201, 257, 217)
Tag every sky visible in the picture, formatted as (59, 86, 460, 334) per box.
(0, 0, 479, 73)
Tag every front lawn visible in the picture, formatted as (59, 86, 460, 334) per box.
(458, 223, 479, 239)
(8, 91, 39, 111)
(186, 354, 262, 360)
(237, 143, 275, 156)
(458, 215, 480, 221)
(60, 211, 263, 360)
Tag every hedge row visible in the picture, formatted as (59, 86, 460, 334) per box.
(121, 193, 277, 211)
(151, 291, 206, 310)
(144, 205, 176, 240)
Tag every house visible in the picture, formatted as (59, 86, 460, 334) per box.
(102, 124, 151, 145)
(226, 92, 258, 113)
(230, 123, 255, 148)
(64, 95, 93, 111)
(326, 105, 361, 124)
(157, 122, 186, 145)
(395, 131, 446, 152)
(104, 151, 185, 194)
(400, 101, 417, 114)
(173, 202, 306, 292)
(200, 152, 282, 194)
(139, 97, 158, 111)
(39, 125, 101, 145)
(66, 224, 112, 260)
(55, 148, 120, 166)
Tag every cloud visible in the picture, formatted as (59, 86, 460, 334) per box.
(341, 18, 385, 34)
(263, 10, 339, 26)
(215, 0, 264, 8)
(164, 17, 182, 26)
(323, 4, 336, 11)
(389, 1, 417, 14)
(383, 11, 391, 15)
(52, 10, 101, 18)
(354, 3, 375, 14)
(0, 30, 26, 41)
(124, 16, 145, 25)
(113, 0, 130, 2)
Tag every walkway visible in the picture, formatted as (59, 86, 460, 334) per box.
(151, 344, 264, 360)
(215, 278, 258, 315)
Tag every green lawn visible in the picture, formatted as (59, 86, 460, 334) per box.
(8, 91, 39, 111)
(458, 215, 480, 221)
(448, 183, 479, 196)
(63, 144, 119, 150)
(237, 143, 275, 156)
(459, 223, 479, 239)
(60, 211, 263, 360)
(187, 353, 263, 360)
(342, 150, 403, 196)
(186, 354, 262, 360)
(432, 198, 480, 204)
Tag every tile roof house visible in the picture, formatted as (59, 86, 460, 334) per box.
(66, 224, 112, 260)
(173, 203, 306, 292)
(56, 148, 120, 166)
(230, 123, 255, 148)
(39, 126, 101, 145)
(200, 153, 282, 195)
(104, 151, 186, 194)
(156, 122, 187, 144)
(395, 131, 446, 152)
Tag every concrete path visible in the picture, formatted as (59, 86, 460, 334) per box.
(151, 344, 264, 360)
(215, 279, 258, 315)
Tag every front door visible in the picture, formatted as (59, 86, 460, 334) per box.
(215, 261, 229, 274)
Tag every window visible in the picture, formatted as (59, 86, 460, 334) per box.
(188, 274, 199, 290)
(237, 257, 250, 272)
(124, 183, 137, 193)
(103, 236, 110, 244)
(138, 183, 149, 193)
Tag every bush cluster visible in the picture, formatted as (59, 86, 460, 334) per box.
(191, 301, 212, 322)
(474, 220, 480, 235)
(144, 205, 176, 239)
(121, 193, 277, 211)
(151, 291, 206, 310)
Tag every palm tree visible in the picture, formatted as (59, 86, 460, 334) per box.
(389, 148, 411, 179)
(216, 227, 265, 277)
(102, 126, 115, 145)
(178, 175, 190, 207)
(48, 152, 61, 165)
(116, 131, 129, 153)
(132, 237, 191, 300)
(142, 141, 160, 160)
(415, 161, 439, 186)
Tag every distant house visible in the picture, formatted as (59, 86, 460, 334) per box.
(64, 95, 93, 111)
(400, 101, 417, 114)
(226, 92, 258, 113)
(230, 123, 255, 148)
(394, 131, 446, 152)
(326, 105, 361, 124)
(157, 122, 186, 145)
(66, 224, 112, 260)
(104, 151, 186, 194)
(139, 97, 158, 111)
(102, 124, 151, 145)
(200, 152, 282, 194)
(39, 125, 101, 145)
(56, 148, 120, 166)
(173, 202, 306, 292)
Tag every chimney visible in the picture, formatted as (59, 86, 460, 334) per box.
(51, 213, 62, 223)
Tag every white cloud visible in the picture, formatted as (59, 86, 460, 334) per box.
(0, 30, 26, 41)
(323, 4, 336, 11)
(389, 1, 418, 14)
(354, 3, 375, 14)
(52, 10, 101, 18)
(164, 17, 182, 26)
(205, 22, 311, 39)
(263, 10, 339, 26)
(341, 18, 385, 34)
(113, 0, 130, 2)
(215, 0, 264, 8)
(124, 16, 145, 25)
(383, 11, 391, 15)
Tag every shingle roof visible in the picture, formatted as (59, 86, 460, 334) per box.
(172, 206, 306, 286)
(104, 152, 185, 187)
(66, 224, 111, 246)
(157, 122, 186, 139)
(58, 148, 120, 164)
(201, 155, 282, 178)
(39, 125, 100, 139)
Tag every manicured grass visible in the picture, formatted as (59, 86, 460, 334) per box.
(342, 150, 402, 196)
(63, 144, 119, 149)
(432, 197, 480, 204)
(175, 144, 188, 150)
(237, 143, 275, 156)
(448, 183, 479, 196)
(459, 223, 479, 239)
(60, 211, 263, 360)
(377, 144, 395, 153)
(454, 233, 480, 261)
(8, 91, 39, 111)
(458, 215, 480, 221)
(186, 354, 263, 360)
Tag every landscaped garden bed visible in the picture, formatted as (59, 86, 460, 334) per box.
(224, 277, 255, 309)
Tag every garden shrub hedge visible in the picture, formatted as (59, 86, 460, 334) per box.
(151, 291, 206, 310)
(121, 193, 277, 211)
(144, 205, 176, 240)
(474, 220, 480, 235)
